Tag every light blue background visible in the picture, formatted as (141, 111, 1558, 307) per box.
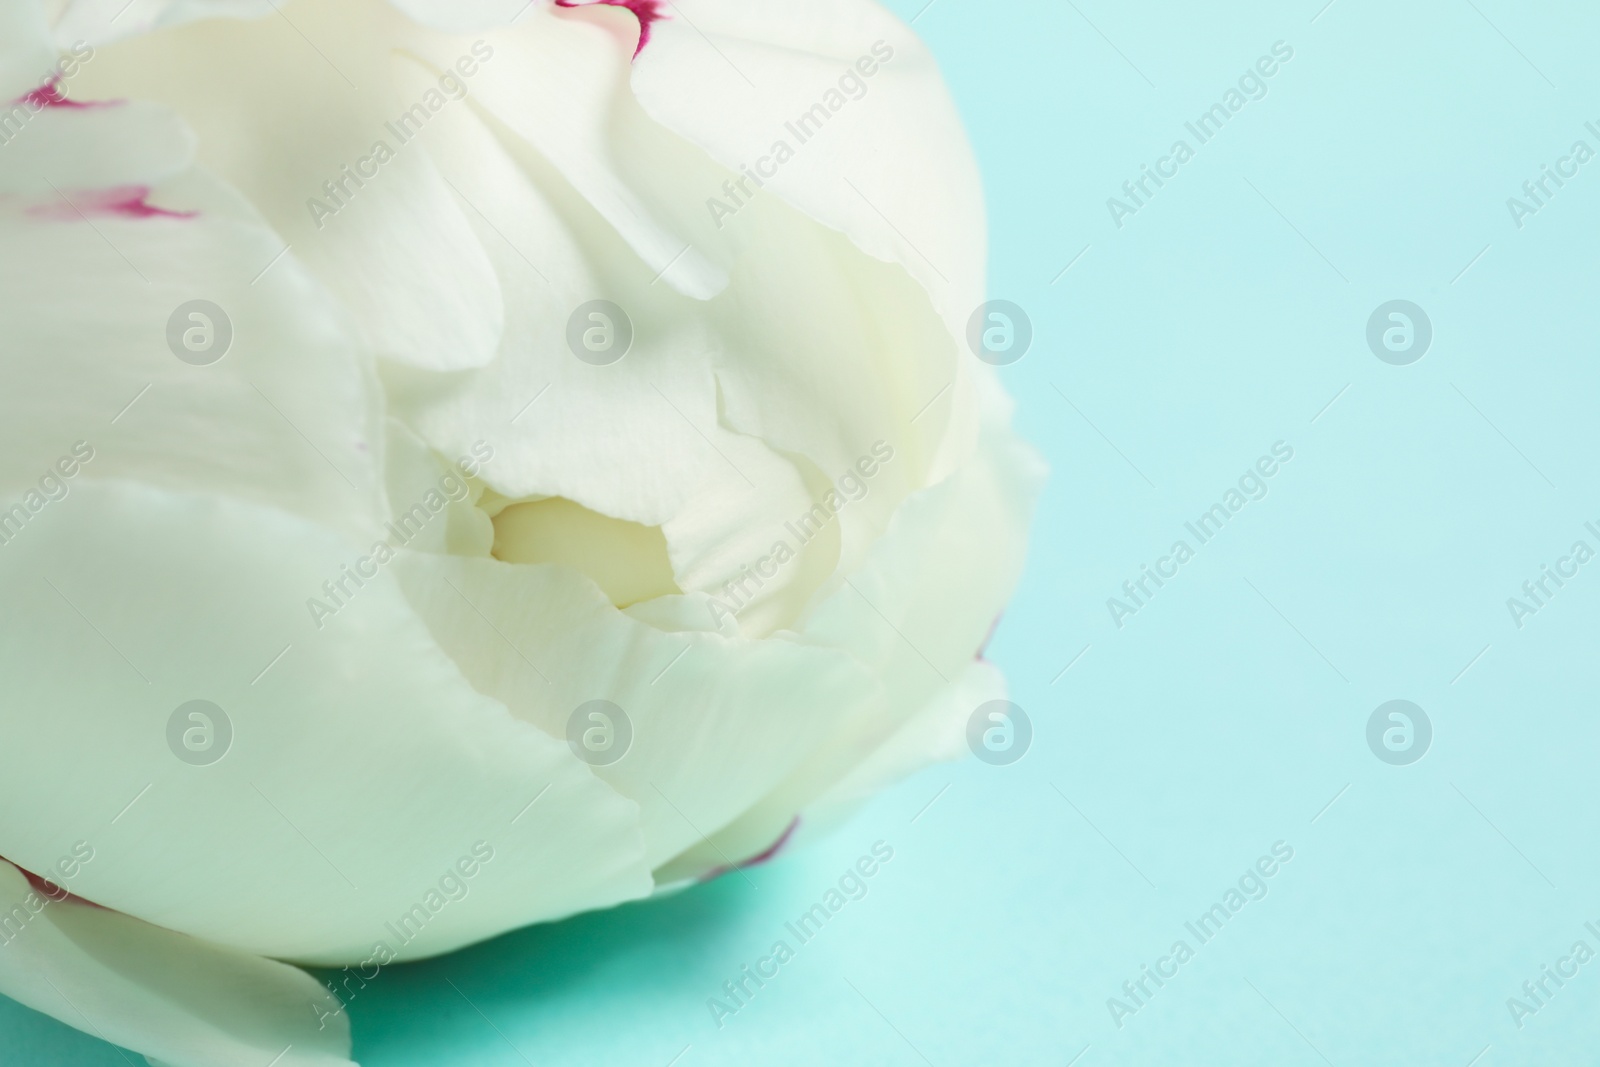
(11, 0, 1600, 1063)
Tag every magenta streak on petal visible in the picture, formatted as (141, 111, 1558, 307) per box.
(975, 612, 1003, 662)
(0, 854, 104, 910)
(553, 0, 667, 58)
(28, 185, 197, 222)
(697, 816, 801, 883)
(17, 78, 118, 110)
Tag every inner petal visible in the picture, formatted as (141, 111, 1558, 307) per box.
(491, 496, 679, 607)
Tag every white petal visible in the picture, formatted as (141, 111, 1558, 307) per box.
(392, 551, 879, 867)
(0, 100, 383, 541)
(806, 658, 1007, 826)
(384, 0, 532, 34)
(52, 0, 276, 49)
(406, 0, 986, 501)
(653, 659, 1005, 884)
(0, 101, 196, 194)
(376, 38, 964, 622)
(374, 69, 723, 525)
(658, 385, 1044, 878)
(2, 67, 377, 533)
(392, 3, 728, 298)
(659, 427, 834, 636)
(0, 859, 352, 1067)
(2, 2, 57, 99)
(361, 0, 986, 337)
(0, 479, 651, 964)
(629, 0, 987, 344)
(621, 0, 992, 491)
(705, 205, 979, 567)
(380, 417, 496, 557)
(70, 3, 507, 370)
(297, 148, 507, 373)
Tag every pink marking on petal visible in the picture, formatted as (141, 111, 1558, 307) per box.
(17, 78, 119, 110)
(28, 185, 197, 222)
(697, 816, 801, 883)
(0, 855, 104, 910)
(20, 869, 99, 908)
(976, 612, 1003, 662)
(553, 0, 667, 58)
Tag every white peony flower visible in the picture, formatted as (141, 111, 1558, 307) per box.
(0, 0, 1041, 1063)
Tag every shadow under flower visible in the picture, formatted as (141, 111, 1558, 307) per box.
(333, 860, 791, 1066)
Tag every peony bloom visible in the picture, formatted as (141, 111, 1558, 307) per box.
(0, 0, 1040, 1063)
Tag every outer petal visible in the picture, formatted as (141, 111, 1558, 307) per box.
(399, 0, 982, 487)
(624, 0, 990, 490)
(806, 658, 1005, 828)
(68, 0, 507, 371)
(2, 1, 57, 98)
(0, 479, 651, 964)
(703, 203, 972, 577)
(52, 1, 278, 48)
(659, 382, 1044, 879)
(377, 0, 986, 335)
(380, 417, 496, 557)
(395, 3, 727, 298)
(0, 100, 197, 193)
(654, 659, 1004, 884)
(383, 0, 534, 33)
(0, 860, 352, 1067)
(0, 100, 383, 543)
(628, 0, 987, 346)
(392, 551, 880, 867)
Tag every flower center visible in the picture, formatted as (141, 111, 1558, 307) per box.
(490, 497, 679, 607)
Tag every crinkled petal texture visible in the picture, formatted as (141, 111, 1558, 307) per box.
(2, 0, 1043, 1061)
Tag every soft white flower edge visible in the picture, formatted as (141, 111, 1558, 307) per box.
(0, 860, 354, 1067)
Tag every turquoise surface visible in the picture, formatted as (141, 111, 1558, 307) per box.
(11, 0, 1600, 1063)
